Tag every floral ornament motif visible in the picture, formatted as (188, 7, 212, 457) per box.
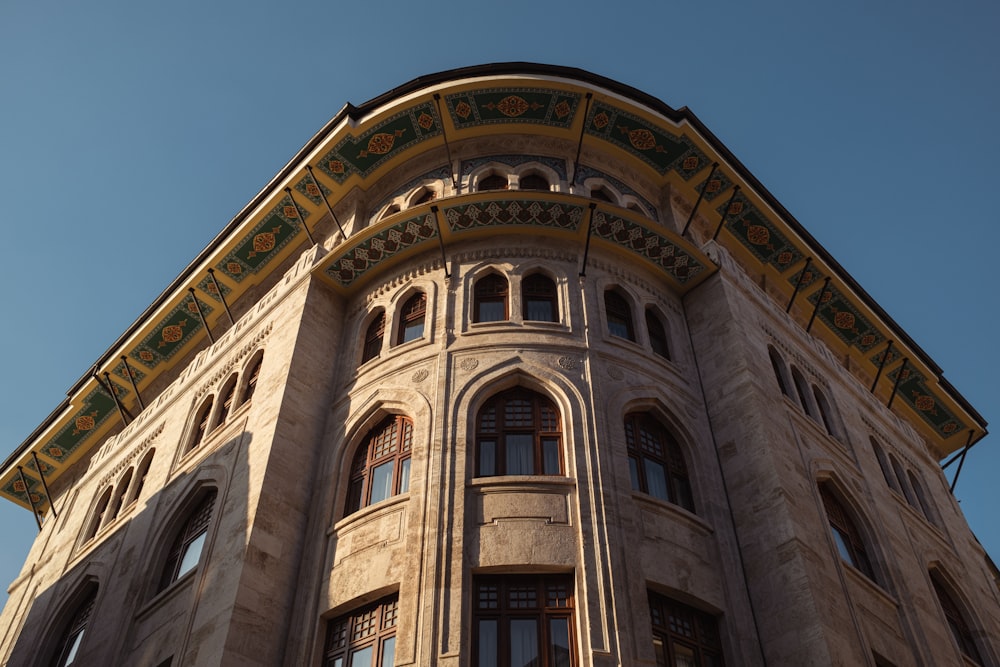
(253, 232, 276, 253)
(417, 112, 435, 130)
(682, 156, 700, 171)
(557, 356, 578, 371)
(411, 369, 429, 383)
(607, 365, 624, 380)
(455, 101, 472, 119)
(227, 262, 243, 275)
(48, 447, 65, 459)
(592, 112, 610, 129)
(627, 128, 656, 150)
(359, 129, 406, 158)
(161, 323, 185, 344)
(75, 415, 95, 432)
(554, 100, 571, 118)
(459, 358, 479, 371)
(283, 205, 298, 219)
(495, 95, 530, 117)
(747, 225, 770, 245)
(833, 311, 855, 330)
(139, 350, 154, 362)
(914, 395, 935, 411)
(328, 160, 345, 174)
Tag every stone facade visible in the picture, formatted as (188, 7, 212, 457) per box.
(1, 65, 997, 667)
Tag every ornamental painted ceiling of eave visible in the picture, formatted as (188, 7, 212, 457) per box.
(316, 193, 715, 295)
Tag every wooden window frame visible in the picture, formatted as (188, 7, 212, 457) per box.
(476, 388, 563, 478)
(397, 292, 427, 345)
(522, 273, 558, 323)
(324, 595, 399, 667)
(362, 311, 386, 363)
(474, 274, 510, 323)
(624, 413, 694, 512)
(820, 485, 876, 581)
(159, 490, 217, 592)
(345, 415, 413, 517)
(604, 289, 634, 341)
(648, 590, 724, 667)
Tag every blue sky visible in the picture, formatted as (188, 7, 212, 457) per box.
(1, 0, 997, 611)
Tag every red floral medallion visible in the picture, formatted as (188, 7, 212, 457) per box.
(417, 112, 434, 130)
(455, 101, 472, 119)
(496, 95, 529, 117)
(592, 112, 609, 129)
(328, 160, 345, 174)
(833, 311, 855, 329)
(747, 225, 770, 245)
(227, 262, 242, 274)
(162, 324, 184, 343)
(628, 128, 656, 150)
(253, 232, 276, 252)
(366, 133, 396, 155)
(554, 100, 571, 118)
(75, 415, 95, 431)
(915, 395, 935, 411)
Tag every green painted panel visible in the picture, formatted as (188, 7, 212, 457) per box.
(808, 286, 884, 352)
(585, 103, 692, 174)
(723, 198, 804, 269)
(130, 297, 213, 369)
(43, 389, 119, 462)
(3, 476, 45, 508)
(216, 195, 306, 283)
(445, 88, 580, 129)
(318, 102, 441, 183)
(887, 366, 966, 437)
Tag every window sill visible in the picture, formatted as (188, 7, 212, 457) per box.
(135, 568, 198, 620)
(331, 492, 410, 535)
(632, 492, 712, 534)
(843, 564, 898, 607)
(469, 475, 576, 492)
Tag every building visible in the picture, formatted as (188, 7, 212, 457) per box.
(0, 63, 997, 666)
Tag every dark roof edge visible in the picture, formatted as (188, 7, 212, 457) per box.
(4, 62, 985, 475)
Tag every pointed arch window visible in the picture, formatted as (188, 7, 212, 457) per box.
(189, 398, 214, 452)
(768, 346, 792, 398)
(362, 311, 386, 362)
(83, 487, 113, 542)
(216, 375, 238, 427)
(129, 449, 155, 507)
(52, 585, 97, 666)
(648, 591, 723, 667)
(107, 468, 134, 523)
(870, 438, 899, 493)
(476, 388, 562, 477)
(519, 173, 550, 191)
(324, 595, 399, 667)
(478, 173, 509, 191)
(522, 273, 558, 322)
(346, 415, 413, 516)
(820, 485, 875, 581)
(159, 490, 217, 591)
(397, 292, 427, 344)
(645, 310, 670, 360)
(604, 289, 634, 341)
(624, 413, 694, 512)
(790, 367, 816, 418)
(931, 574, 983, 664)
(590, 186, 614, 203)
(413, 187, 436, 205)
(239, 354, 262, 407)
(475, 274, 509, 323)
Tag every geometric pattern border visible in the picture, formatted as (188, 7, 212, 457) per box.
(129, 296, 214, 369)
(444, 199, 584, 234)
(887, 366, 966, 437)
(585, 102, 691, 175)
(215, 195, 306, 283)
(721, 195, 804, 270)
(326, 213, 438, 288)
(592, 210, 707, 285)
(574, 164, 658, 221)
(808, 285, 884, 353)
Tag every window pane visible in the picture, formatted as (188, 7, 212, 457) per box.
(653, 637, 668, 667)
(506, 434, 535, 475)
(510, 618, 538, 667)
(526, 299, 554, 322)
(543, 438, 561, 475)
(380, 637, 395, 667)
(478, 619, 498, 667)
(370, 461, 395, 504)
(402, 321, 424, 343)
(478, 301, 505, 322)
(549, 618, 572, 667)
(672, 641, 697, 667)
(831, 526, 855, 566)
(608, 319, 631, 339)
(644, 459, 669, 501)
(629, 457, 640, 491)
(399, 458, 411, 494)
(63, 629, 84, 665)
(177, 531, 207, 578)
(349, 646, 372, 667)
(479, 441, 496, 477)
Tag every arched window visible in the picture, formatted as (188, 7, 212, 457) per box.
(324, 595, 398, 667)
(413, 187, 436, 205)
(519, 173, 549, 191)
(474, 273, 509, 323)
(380, 203, 401, 220)
(604, 289, 634, 341)
(590, 186, 614, 203)
(522, 273, 558, 322)
(51, 584, 97, 666)
(869, 438, 899, 493)
(889, 453, 917, 506)
(907, 470, 937, 526)
(819, 484, 875, 581)
(813, 386, 842, 439)
(624, 413, 694, 512)
(476, 388, 562, 477)
(478, 173, 509, 191)
(931, 573, 983, 664)
(83, 487, 113, 542)
(215, 375, 238, 427)
(239, 353, 262, 407)
(346, 415, 413, 516)
(188, 398, 213, 452)
(768, 346, 792, 398)
(397, 292, 427, 344)
(791, 367, 816, 419)
(362, 311, 386, 362)
(159, 490, 217, 592)
(107, 468, 134, 524)
(645, 309, 670, 360)
(648, 591, 723, 667)
(128, 449, 155, 507)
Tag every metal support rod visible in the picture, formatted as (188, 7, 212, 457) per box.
(284, 187, 316, 246)
(578, 203, 598, 277)
(785, 257, 812, 314)
(121, 355, 144, 410)
(806, 277, 831, 333)
(948, 430, 976, 493)
(942, 430, 980, 469)
(869, 341, 894, 393)
(207, 269, 235, 326)
(306, 166, 347, 238)
(430, 206, 450, 278)
(887, 358, 908, 410)
(432, 94, 459, 190)
(188, 288, 214, 344)
(712, 186, 741, 241)
(17, 466, 42, 530)
(682, 162, 719, 237)
(571, 93, 594, 186)
(93, 368, 131, 424)
(31, 451, 57, 518)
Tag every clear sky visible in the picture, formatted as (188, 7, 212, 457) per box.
(1, 0, 997, 612)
